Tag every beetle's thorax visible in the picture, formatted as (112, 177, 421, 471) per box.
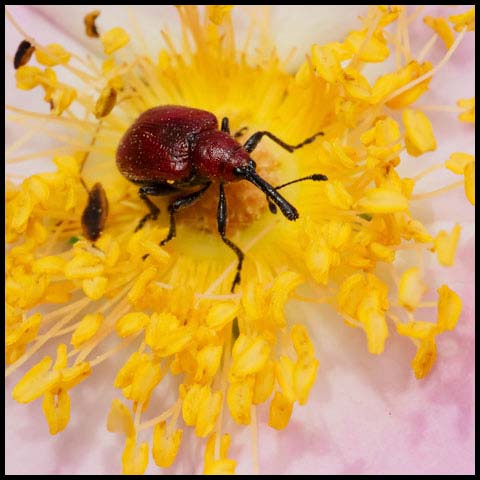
(192, 130, 250, 182)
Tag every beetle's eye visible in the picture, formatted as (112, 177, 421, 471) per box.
(233, 166, 245, 177)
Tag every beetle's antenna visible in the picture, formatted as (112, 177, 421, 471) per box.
(274, 173, 328, 190)
(236, 167, 299, 221)
(267, 173, 328, 214)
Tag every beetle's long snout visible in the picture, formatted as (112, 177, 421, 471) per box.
(237, 167, 299, 221)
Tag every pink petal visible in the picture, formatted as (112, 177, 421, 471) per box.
(5, 5, 474, 475)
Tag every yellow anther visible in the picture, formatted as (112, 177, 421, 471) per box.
(152, 421, 183, 468)
(205, 301, 240, 330)
(403, 109, 437, 156)
(15, 65, 43, 90)
(294, 356, 319, 405)
(229, 334, 271, 379)
(434, 224, 461, 266)
(12, 357, 61, 403)
(398, 267, 427, 311)
(122, 437, 149, 475)
(115, 312, 149, 338)
(101, 27, 130, 55)
(356, 187, 408, 213)
(449, 7, 475, 32)
(107, 398, 135, 437)
(268, 391, 293, 430)
(227, 377, 254, 425)
(94, 86, 117, 119)
(35, 44, 71, 66)
(207, 5, 233, 25)
(424, 16, 455, 49)
(437, 285, 462, 332)
(412, 337, 437, 379)
(311, 44, 342, 83)
(42, 389, 70, 435)
(82, 276, 108, 300)
(50, 84, 77, 116)
(71, 313, 103, 348)
(464, 162, 475, 205)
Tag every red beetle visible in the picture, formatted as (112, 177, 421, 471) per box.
(117, 105, 327, 291)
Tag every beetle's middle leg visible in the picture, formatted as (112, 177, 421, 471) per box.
(217, 182, 244, 292)
(160, 182, 211, 246)
(135, 183, 180, 232)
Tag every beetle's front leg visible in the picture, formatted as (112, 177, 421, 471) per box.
(135, 183, 181, 232)
(160, 182, 211, 246)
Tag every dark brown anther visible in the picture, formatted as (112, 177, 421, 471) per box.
(14, 40, 35, 69)
(81, 182, 109, 242)
(84, 10, 101, 38)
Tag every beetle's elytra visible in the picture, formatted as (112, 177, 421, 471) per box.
(116, 105, 327, 291)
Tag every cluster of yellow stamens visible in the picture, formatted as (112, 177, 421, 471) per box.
(5, 5, 475, 474)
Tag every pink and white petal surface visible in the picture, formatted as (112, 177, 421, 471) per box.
(5, 5, 474, 475)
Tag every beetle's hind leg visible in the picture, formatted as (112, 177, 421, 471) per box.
(160, 182, 211, 246)
(217, 182, 244, 293)
(136, 191, 160, 232)
(135, 183, 181, 232)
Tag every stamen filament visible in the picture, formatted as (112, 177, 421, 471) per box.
(412, 163, 444, 182)
(417, 33, 438, 63)
(137, 400, 181, 431)
(5, 297, 90, 377)
(88, 333, 141, 367)
(385, 27, 467, 103)
(411, 180, 464, 200)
